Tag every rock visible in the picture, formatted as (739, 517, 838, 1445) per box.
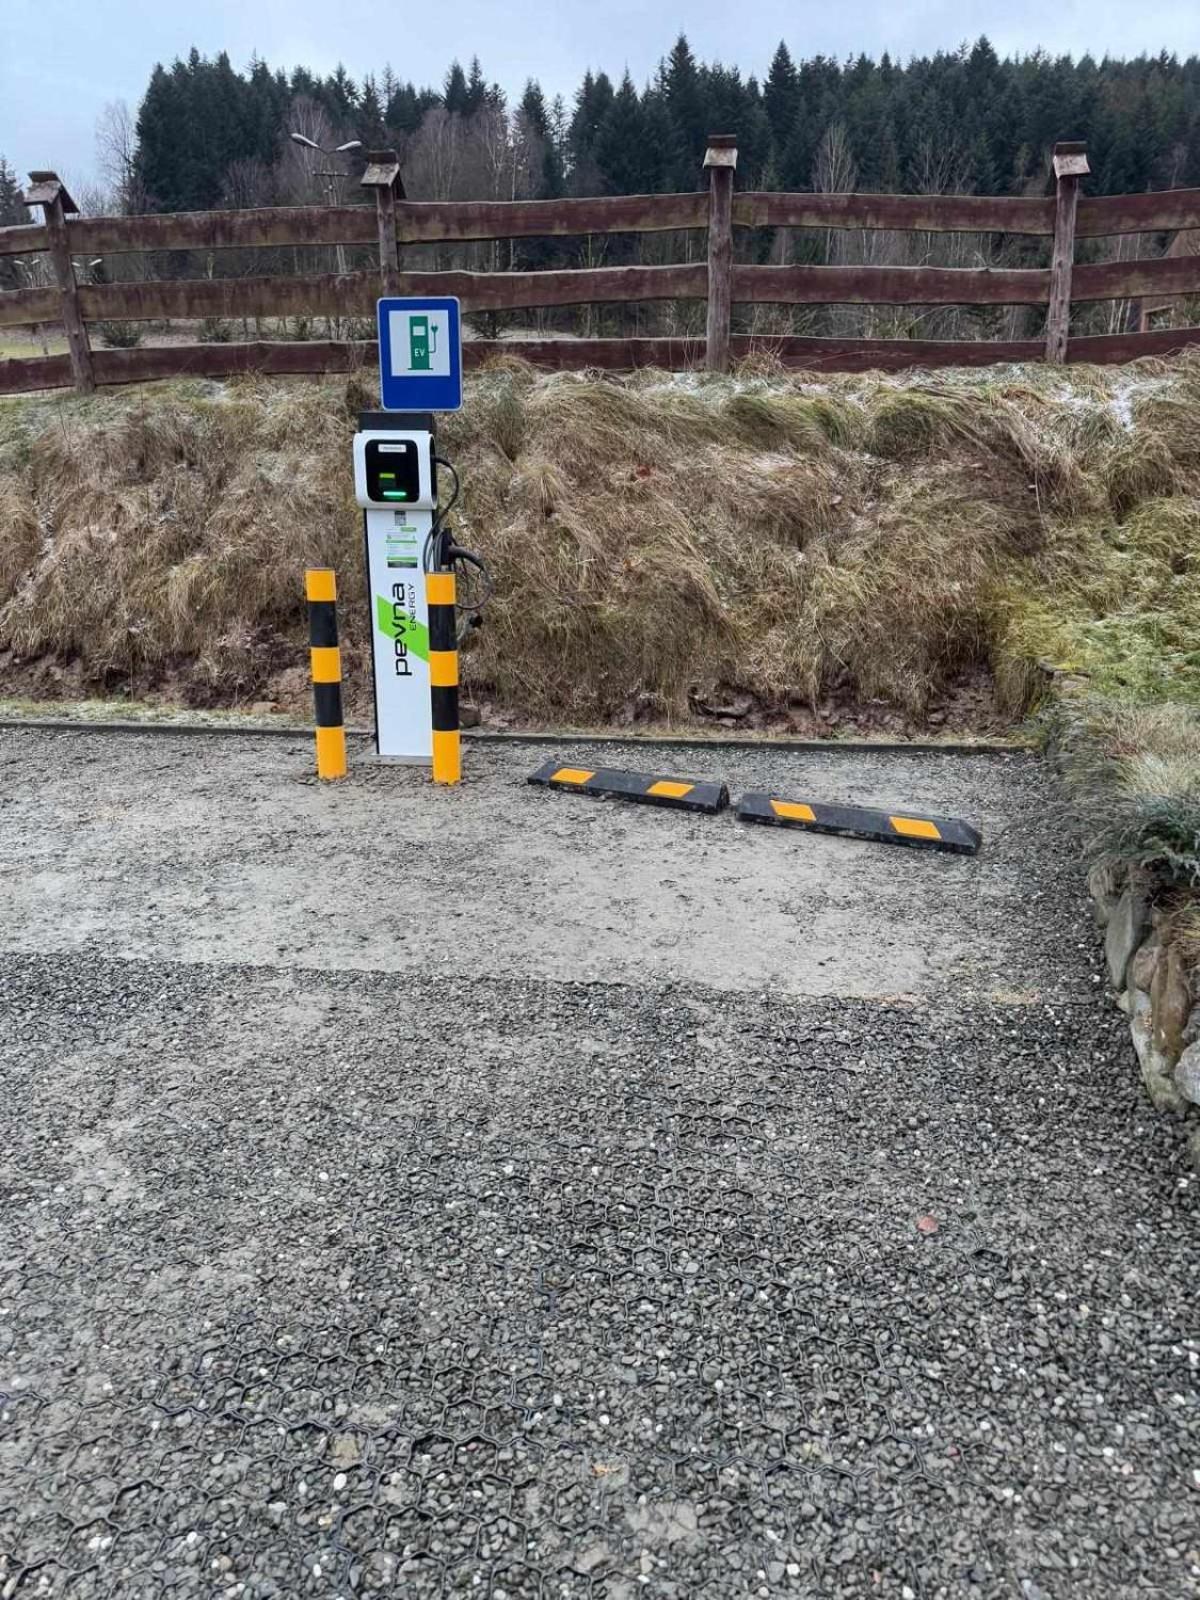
(1129, 934, 1162, 996)
(1151, 943, 1192, 1066)
(459, 703, 482, 729)
(1130, 992, 1189, 1115)
(330, 1433, 362, 1468)
(1106, 885, 1151, 990)
(1174, 1041, 1200, 1107)
(1183, 1000, 1200, 1051)
(1088, 860, 1125, 928)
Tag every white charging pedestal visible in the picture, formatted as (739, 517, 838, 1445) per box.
(353, 412, 437, 762)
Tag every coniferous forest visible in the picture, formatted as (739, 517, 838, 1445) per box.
(125, 36, 1200, 213)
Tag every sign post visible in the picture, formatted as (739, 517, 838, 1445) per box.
(355, 297, 463, 762)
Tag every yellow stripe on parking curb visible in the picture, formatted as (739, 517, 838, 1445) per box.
(771, 800, 816, 823)
(736, 792, 980, 854)
(890, 816, 942, 841)
(530, 761, 729, 813)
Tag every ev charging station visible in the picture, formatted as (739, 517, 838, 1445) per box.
(354, 297, 465, 764)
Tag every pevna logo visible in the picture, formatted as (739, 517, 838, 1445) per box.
(376, 587, 429, 678)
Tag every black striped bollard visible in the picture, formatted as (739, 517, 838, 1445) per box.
(426, 569, 460, 784)
(305, 568, 347, 780)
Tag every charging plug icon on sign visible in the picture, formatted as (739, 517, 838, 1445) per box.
(408, 315, 436, 370)
(389, 309, 450, 377)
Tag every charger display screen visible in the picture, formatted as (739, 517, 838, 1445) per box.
(364, 438, 421, 503)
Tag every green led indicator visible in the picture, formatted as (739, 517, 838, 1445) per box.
(382, 490, 407, 499)
(378, 471, 396, 480)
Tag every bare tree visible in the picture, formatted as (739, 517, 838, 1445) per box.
(813, 122, 858, 200)
(222, 158, 275, 210)
(95, 100, 142, 213)
(812, 123, 859, 334)
(406, 107, 466, 203)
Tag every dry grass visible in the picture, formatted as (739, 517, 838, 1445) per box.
(1, 354, 1199, 722)
(0, 382, 364, 697)
(1052, 697, 1200, 886)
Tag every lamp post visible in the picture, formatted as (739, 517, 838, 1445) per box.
(289, 134, 363, 334)
(289, 134, 362, 273)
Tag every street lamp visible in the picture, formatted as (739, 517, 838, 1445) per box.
(288, 133, 364, 287)
(288, 133, 363, 160)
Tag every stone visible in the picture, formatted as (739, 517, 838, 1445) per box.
(1129, 933, 1162, 996)
(1151, 943, 1192, 1066)
(1174, 1041, 1200, 1107)
(1088, 860, 1125, 928)
(1130, 993, 1189, 1116)
(1105, 885, 1151, 990)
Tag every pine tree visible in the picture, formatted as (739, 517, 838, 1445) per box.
(520, 80, 549, 139)
(659, 35, 707, 187)
(764, 43, 799, 153)
(0, 157, 23, 225)
(594, 72, 649, 194)
(135, 63, 185, 209)
(465, 58, 487, 116)
(443, 61, 469, 114)
(323, 64, 359, 126)
(358, 76, 387, 146)
(638, 90, 674, 193)
(520, 80, 564, 197)
(568, 71, 615, 193)
(385, 80, 432, 135)
(0, 157, 24, 289)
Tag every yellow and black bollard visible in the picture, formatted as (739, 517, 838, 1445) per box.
(426, 570, 460, 785)
(305, 568, 347, 780)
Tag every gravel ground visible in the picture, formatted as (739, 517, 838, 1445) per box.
(1, 731, 1093, 1000)
(1, 730, 1197, 1599)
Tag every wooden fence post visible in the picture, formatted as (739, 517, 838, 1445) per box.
(22, 170, 95, 393)
(704, 135, 737, 373)
(361, 151, 404, 298)
(1044, 141, 1089, 364)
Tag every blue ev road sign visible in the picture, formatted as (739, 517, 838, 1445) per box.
(377, 296, 463, 412)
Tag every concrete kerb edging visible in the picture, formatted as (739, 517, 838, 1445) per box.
(0, 716, 1028, 757)
(1089, 865, 1200, 1168)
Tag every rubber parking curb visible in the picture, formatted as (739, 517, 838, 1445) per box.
(737, 792, 982, 854)
(528, 760, 729, 814)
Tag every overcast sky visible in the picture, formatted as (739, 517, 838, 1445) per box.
(4, 0, 1199, 188)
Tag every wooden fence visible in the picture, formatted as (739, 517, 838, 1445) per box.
(3, 138, 1200, 397)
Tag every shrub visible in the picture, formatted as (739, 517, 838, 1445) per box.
(95, 321, 143, 349)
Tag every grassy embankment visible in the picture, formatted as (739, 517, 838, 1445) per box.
(2, 356, 1198, 717)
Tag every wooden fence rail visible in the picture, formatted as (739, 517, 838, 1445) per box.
(3, 138, 1200, 397)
